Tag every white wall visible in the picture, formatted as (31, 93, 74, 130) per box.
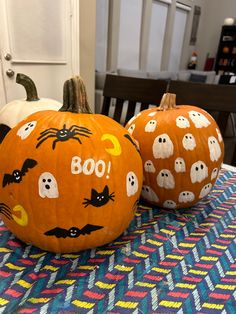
(196, 0, 236, 70)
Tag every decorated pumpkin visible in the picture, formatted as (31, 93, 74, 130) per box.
(125, 93, 224, 209)
(0, 76, 143, 253)
(0, 73, 62, 143)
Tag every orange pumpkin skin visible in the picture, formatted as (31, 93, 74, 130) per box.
(0, 79, 143, 253)
(125, 97, 224, 209)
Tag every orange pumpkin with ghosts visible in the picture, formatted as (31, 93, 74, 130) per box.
(125, 93, 224, 209)
(0, 76, 143, 253)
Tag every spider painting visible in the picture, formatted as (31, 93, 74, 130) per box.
(83, 185, 115, 208)
(36, 124, 92, 149)
(0, 203, 12, 220)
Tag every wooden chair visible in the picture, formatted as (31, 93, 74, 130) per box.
(101, 74, 168, 125)
(168, 80, 236, 165)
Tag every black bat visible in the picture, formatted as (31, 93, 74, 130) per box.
(2, 158, 38, 187)
(44, 224, 103, 238)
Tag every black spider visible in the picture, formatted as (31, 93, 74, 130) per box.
(36, 124, 92, 149)
(0, 203, 12, 220)
(83, 185, 115, 208)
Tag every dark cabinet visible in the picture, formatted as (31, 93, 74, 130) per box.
(215, 25, 236, 75)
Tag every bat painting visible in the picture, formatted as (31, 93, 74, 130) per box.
(2, 158, 38, 188)
(44, 224, 103, 238)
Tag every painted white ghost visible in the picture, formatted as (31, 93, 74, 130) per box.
(176, 116, 190, 128)
(190, 161, 208, 183)
(144, 160, 156, 173)
(38, 172, 59, 198)
(211, 168, 218, 180)
(17, 121, 37, 140)
(163, 200, 177, 209)
(127, 124, 135, 135)
(156, 169, 175, 189)
(182, 133, 196, 151)
(188, 110, 211, 128)
(153, 134, 174, 159)
(208, 136, 221, 161)
(145, 120, 157, 132)
(216, 128, 223, 143)
(199, 183, 212, 198)
(141, 185, 159, 203)
(174, 157, 186, 173)
(178, 191, 195, 203)
(126, 171, 139, 197)
(148, 111, 157, 117)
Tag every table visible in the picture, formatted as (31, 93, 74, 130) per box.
(0, 168, 236, 313)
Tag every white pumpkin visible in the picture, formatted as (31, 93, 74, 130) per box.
(0, 73, 62, 143)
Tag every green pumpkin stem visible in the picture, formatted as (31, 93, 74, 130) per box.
(158, 93, 177, 111)
(16, 73, 39, 101)
(59, 76, 92, 114)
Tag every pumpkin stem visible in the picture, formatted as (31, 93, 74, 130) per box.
(59, 76, 92, 114)
(158, 93, 177, 111)
(16, 73, 39, 101)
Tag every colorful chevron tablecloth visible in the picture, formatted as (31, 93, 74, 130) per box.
(0, 169, 236, 313)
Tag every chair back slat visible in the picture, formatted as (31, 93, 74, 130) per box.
(125, 100, 137, 125)
(113, 98, 124, 122)
(101, 96, 112, 116)
(140, 103, 150, 111)
(216, 112, 231, 135)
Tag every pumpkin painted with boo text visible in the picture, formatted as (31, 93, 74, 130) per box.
(0, 76, 143, 253)
(125, 93, 224, 209)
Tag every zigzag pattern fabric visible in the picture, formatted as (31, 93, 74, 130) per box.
(0, 169, 236, 313)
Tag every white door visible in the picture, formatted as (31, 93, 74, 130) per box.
(0, 0, 77, 106)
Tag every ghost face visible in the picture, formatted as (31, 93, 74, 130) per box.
(145, 120, 157, 132)
(153, 134, 174, 159)
(141, 185, 159, 203)
(163, 200, 176, 209)
(127, 124, 135, 135)
(148, 112, 157, 117)
(38, 172, 59, 198)
(144, 160, 156, 173)
(17, 121, 37, 140)
(182, 133, 196, 151)
(156, 169, 175, 189)
(188, 111, 211, 128)
(208, 136, 221, 161)
(211, 168, 218, 180)
(126, 171, 139, 197)
(178, 191, 195, 203)
(176, 116, 190, 128)
(190, 161, 208, 183)
(216, 128, 223, 142)
(199, 183, 212, 198)
(174, 157, 186, 173)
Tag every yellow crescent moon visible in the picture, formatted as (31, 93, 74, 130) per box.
(101, 134, 122, 156)
(12, 205, 28, 226)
